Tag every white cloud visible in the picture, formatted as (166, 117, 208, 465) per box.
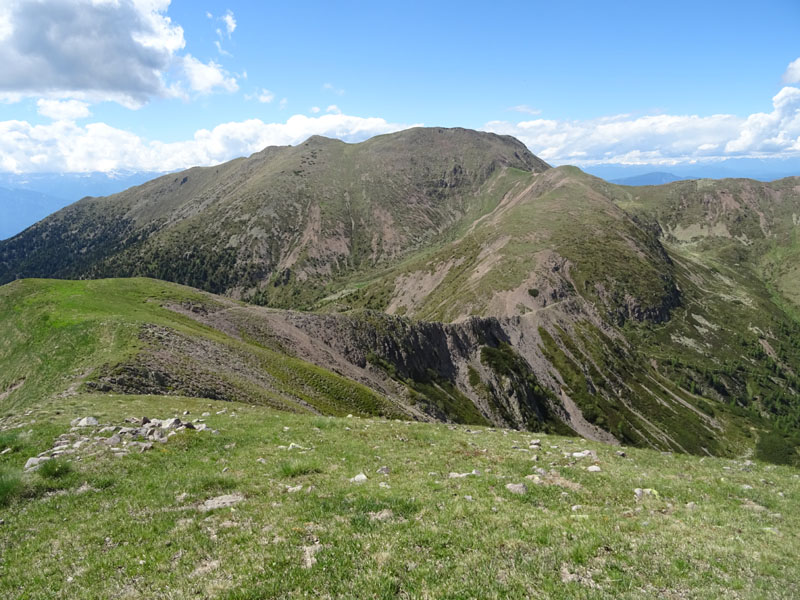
(182, 55, 238, 94)
(205, 11, 213, 19)
(258, 89, 275, 103)
(221, 10, 236, 36)
(310, 106, 321, 114)
(484, 86, 800, 165)
(214, 40, 231, 57)
(323, 82, 345, 96)
(0, 0, 185, 107)
(0, 113, 416, 173)
(36, 99, 90, 121)
(509, 105, 541, 115)
(326, 104, 341, 114)
(0, 1, 242, 107)
(783, 57, 800, 85)
(279, 98, 288, 109)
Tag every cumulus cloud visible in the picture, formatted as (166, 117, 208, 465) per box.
(36, 99, 90, 121)
(182, 55, 238, 94)
(221, 10, 236, 36)
(0, 113, 415, 173)
(0, 0, 185, 107)
(783, 57, 800, 85)
(0, 1, 241, 106)
(257, 89, 275, 103)
(310, 106, 321, 114)
(326, 105, 341, 114)
(484, 86, 800, 165)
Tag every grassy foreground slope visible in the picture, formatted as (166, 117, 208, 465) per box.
(0, 278, 403, 420)
(1, 393, 798, 599)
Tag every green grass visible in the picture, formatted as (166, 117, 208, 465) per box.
(37, 457, 73, 480)
(277, 459, 323, 478)
(0, 278, 401, 420)
(0, 468, 22, 507)
(0, 392, 798, 599)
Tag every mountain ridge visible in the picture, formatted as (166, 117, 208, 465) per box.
(1, 127, 800, 464)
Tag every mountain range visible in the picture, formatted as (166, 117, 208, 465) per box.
(2, 127, 799, 464)
(0, 171, 164, 241)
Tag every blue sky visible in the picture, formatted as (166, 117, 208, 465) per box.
(0, 0, 798, 173)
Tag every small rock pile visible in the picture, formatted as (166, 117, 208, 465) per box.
(23, 415, 217, 472)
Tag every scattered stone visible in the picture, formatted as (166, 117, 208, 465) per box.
(616, 451, 627, 458)
(303, 543, 322, 569)
(742, 484, 753, 490)
(448, 469, 481, 479)
(162, 418, 182, 429)
(257, 458, 267, 464)
(686, 502, 697, 510)
(378, 482, 390, 489)
(587, 465, 602, 473)
(349, 473, 367, 483)
(24, 456, 43, 470)
(571, 505, 582, 512)
(200, 493, 244, 512)
(572, 450, 598, 460)
(505, 483, 527, 495)
(376, 466, 390, 475)
(742, 499, 767, 512)
(287, 485, 303, 493)
(634, 488, 658, 501)
(104, 434, 122, 446)
(76, 416, 98, 428)
(1, 448, 11, 455)
(183, 410, 190, 416)
(202, 412, 210, 417)
(287, 443, 308, 451)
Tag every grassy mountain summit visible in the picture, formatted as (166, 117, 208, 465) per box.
(0, 128, 547, 306)
(1, 128, 800, 465)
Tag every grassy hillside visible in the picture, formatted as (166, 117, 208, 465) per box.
(2, 129, 800, 465)
(0, 278, 403, 420)
(1, 393, 798, 599)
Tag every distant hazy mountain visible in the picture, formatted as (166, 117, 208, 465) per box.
(0, 171, 165, 240)
(586, 156, 800, 182)
(0, 171, 164, 201)
(610, 172, 687, 186)
(0, 187, 70, 240)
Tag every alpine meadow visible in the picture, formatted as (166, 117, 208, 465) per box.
(1, 2, 799, 598)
